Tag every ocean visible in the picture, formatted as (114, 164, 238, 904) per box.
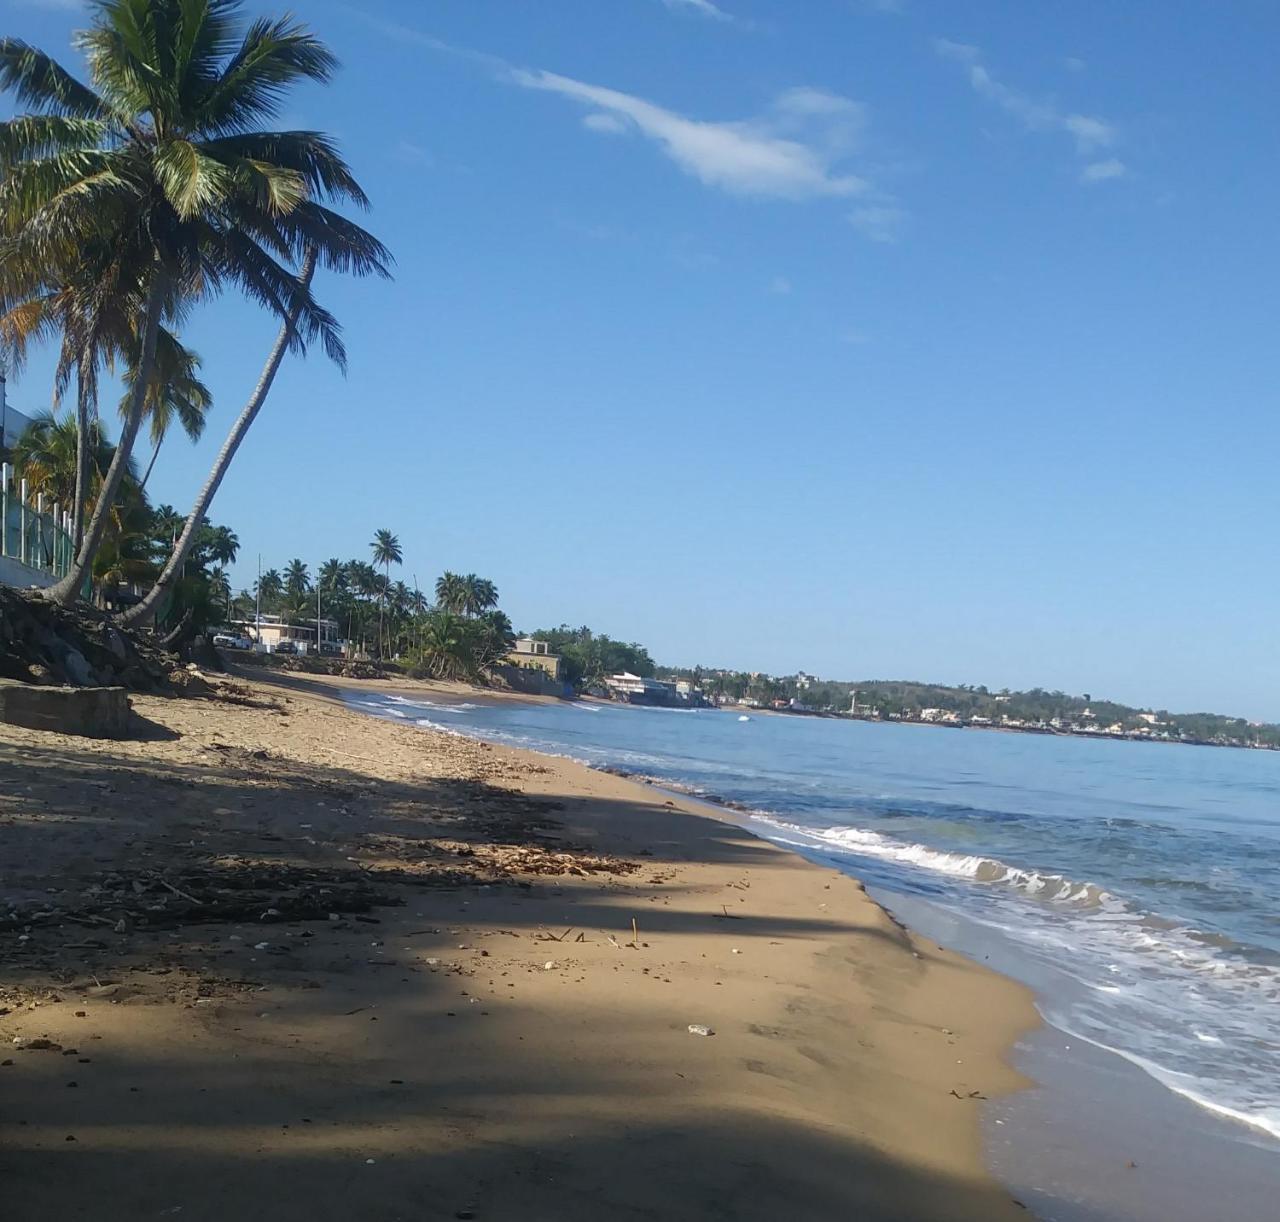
(350, 693, 1280, 1168)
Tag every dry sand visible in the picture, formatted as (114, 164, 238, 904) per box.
(1, 670, 1039, 1220)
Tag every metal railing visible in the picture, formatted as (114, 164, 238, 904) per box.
(1, 461, 75, 582)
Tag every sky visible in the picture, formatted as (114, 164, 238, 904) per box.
(4, 0, 1280, 718)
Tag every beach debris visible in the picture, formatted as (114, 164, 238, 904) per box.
(687, 1024, 715, 1037)
(731, 948, 741, 955)
(543, 961, 556, 970)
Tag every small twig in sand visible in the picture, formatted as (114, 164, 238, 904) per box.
(157, 877, 203, 906)
(631, 917, 639, 948)
(717, 904, 741, 920)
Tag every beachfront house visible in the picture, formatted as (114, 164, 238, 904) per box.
(507, 637, 563, 681)
(604, 672, 680, 706)
(228, 614, 344, 654)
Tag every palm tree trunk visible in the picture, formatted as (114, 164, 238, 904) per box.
(139, 434, 163, 491)
(72, 367, 90, 546)
(47, 269, 167, 606)
(121, 250, 317, 628)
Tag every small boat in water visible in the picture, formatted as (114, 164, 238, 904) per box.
(738, 715, 751, 722)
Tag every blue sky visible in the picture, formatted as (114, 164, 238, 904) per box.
(5, 1, 1280, 717)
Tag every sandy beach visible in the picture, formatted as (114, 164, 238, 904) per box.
(2, 670, 1038, 1220)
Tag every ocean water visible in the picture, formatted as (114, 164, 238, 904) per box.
(352, 694, 1280, 1150)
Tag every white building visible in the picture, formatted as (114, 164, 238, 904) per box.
(1, 376, 35, 451)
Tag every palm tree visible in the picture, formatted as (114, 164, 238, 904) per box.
(11, 409, 145, 564)
(130, 330, 213, 490)
(370, 528, 402, 658)
(10, 409, 97, 508)
(0, 0, 388, 607)
(284, 558, 311, 598)
(205, 525, 239, 568)
(462, 574, 498, 617)
(435, 571, 469, 616)
(208, 565, 232, 621)
(255, 568, 283, 614)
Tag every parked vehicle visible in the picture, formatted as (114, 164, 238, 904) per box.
(213, 633, 253, 651)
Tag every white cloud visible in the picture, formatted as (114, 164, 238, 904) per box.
(660, 0, 732, 21)
(510, 68, 870, 200)
(1064, 56, 1087, 72)
(583, 112, 627, 134)
(1081, 158, 1126, 183)
(769, 275, 793, 295)
(936, 40, 1124, 179)
(848, 204, 903, 243)
(934, 38, 980, 63)
(1061, 114, 1114, 153)
(393, 140, 434, 166)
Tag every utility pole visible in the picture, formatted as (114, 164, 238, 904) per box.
(255, 553, 261, 646)
(316, 574, 322, 656)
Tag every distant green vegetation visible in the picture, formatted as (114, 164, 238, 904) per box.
(530, 626, 655, 691)
(658, 665, 1280, 748)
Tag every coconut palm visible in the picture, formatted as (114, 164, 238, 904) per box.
(205, 524, 239, 567)
(255, 567, 283, 614)
(130, 330, 213, 490)
(10, 409, 97, 509)
(0, 0, 389, 607)
(284, 557, 310, 598)
(208, 564, 232, 620)
(370, 528, 402, 658)
(434, 571, 468, 616)
(462, 574, 498, 617)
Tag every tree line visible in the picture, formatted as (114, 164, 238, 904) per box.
(242, 530, 515, 680)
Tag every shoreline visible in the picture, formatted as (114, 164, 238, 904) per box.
(2, 670, 1040, 1220)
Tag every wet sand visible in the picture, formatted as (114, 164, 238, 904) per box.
(2, 670, 1039, 1220)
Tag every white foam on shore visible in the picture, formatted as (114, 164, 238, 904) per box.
(751, 815, 1280, 1146)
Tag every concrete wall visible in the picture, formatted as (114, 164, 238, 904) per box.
(0, 680, 131, 738)
(0, 554, 57, 590)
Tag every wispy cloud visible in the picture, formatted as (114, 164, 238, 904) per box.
(660, 0, 733, 21)
(348, 13, 903, 233)
(848, 204, 904, 243)
(1080, 157, 1126, 184)
(935, 39, 1125, 180)
(583, 112, 627, 134)
(769, 275, 793, 295)
(1064, 56, 1087, 72)
(512, 69, 871, 201)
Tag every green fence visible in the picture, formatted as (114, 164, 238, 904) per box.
(1, 461, 75, 583)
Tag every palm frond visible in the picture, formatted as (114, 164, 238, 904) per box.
(196, 16, 338, 136)
(0, 115, 112, 166)
(202, 130, 369, 206)
(0, 39, 108, 119)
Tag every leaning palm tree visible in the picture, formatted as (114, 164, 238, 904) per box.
(370, 528, 402, 658)
(0, 0, 389, 608)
